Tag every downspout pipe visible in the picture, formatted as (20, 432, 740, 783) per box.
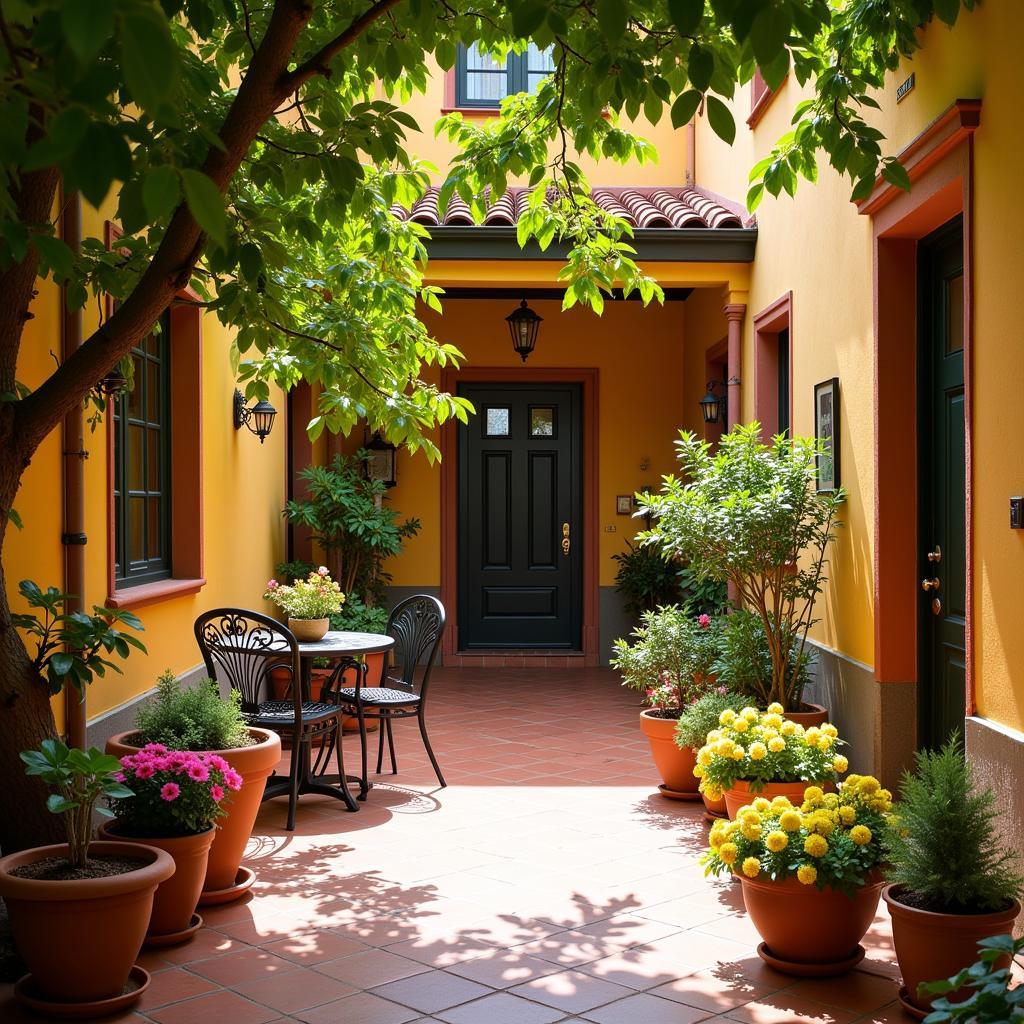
(60, 186, 87, 750)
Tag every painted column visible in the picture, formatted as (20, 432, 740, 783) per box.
(724, 302, 746, 429)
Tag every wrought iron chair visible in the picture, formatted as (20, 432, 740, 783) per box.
(193, 609, 356, 830)
(334, 595, 446, 795)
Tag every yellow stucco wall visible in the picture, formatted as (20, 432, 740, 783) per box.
(9, 202, 288, 723)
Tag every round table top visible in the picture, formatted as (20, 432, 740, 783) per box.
(296, 630, 395, 658)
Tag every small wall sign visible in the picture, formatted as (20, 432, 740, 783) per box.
(616, 495, 633, 515)
(896, 73, 915, 103)
(813, 378, 841, 492)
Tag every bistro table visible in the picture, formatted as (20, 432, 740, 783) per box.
(268, 630, 395, 810)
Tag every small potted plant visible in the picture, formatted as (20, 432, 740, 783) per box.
(106, 671, 281, 905)
(693, 703, 846, 818)
(882, 739, 1023, 1018)
(0, 741, 174, 1015)
(701, 776, 895, 976)
(675, 689, 749, 819)
(98, 744, 243, 945)
(612, 607, 722, 799)
(918, 933, 1024, 1022)
(264, 565, 345, 642)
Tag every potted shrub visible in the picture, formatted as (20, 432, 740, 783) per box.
(612, 607, 722, 799)
(98, 744, 242, 945)
(882, 739, 1023, 1018)
(693, 703, 847, 818)
(675, 689, 748, 819)
(611, 540, 685, 617)
(264, 565, 345, 642)
(702, 776, 894, 976)
(0, 741, 174, 1015)
(106, 671, 281, 905)
(918, 933, 1024, 1022)
(639, 423, 844, 714)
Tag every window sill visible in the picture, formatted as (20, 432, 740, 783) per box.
(107, 578, 206, 610)
(440, 106, 501, 116)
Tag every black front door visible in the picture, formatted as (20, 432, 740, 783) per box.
(458, 383, 583, 649)
(918, 216, 967, 749)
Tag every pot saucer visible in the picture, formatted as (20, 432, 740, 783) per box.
(143, 912, 203, 948)
(14, 965, 149, 1019)
(703, 809, 728, 823)
(757, 941, 865, 977)
(658, 784, 702, 802)
(895, 986, 929, 1020)
(198, 866, 255, 906)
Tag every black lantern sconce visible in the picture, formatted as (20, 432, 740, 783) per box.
(699, 380, 728, 425)
(506, 299, 543, 362)
(365, 432, 398, 489)
(233, 388, 277, 443)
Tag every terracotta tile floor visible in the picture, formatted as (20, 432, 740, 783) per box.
(0, 668, 916, 1023)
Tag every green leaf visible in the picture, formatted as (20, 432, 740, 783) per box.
(181, 169, 227, 245)
(121, 3, 179, 115)
(670, 90, 702, 129)
(63, 0, 114, 62)
(33, 235, 74, 279)
(934, 0, 961, 25)
(688, 45, 714, 92)
(881, 159, 911, 193)
(142, 165, 181, 221)
(47, 794, 77, 815)
(597, 0, 627, 43)
(750, 5, 791, 67)
(70, 123, 132, 207)
(239, 242, 263, 280)
(511, 1, 547, 37)
(706, 95, 736, 145)
(668, 0, 704, 35)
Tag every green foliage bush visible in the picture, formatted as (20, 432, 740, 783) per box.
(919, 933, 1024, 1022)
(885, 738, 1024, 914)
(674, 689, 748, 750)
(134, 671, 252, 752)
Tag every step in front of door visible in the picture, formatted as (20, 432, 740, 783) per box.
(443, 651, 587, 669)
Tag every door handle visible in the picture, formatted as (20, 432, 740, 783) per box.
(927, 545, 942, 563)
(561, 522, 570, 556)
(921, 577, 941, 592)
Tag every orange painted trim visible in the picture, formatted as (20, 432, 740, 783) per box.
(752, 292, 793, 437)
(856, 99, 981, 218)
(107, 578, 206, 611)
(439, 366, 600, 667)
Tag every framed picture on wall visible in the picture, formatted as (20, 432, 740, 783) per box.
(814, 378, 840, 492)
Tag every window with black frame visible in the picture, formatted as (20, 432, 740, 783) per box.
(455, 42, 555, 108)
(113, 310, 172, 587)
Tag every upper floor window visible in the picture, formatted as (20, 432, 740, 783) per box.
(455, 42, 555, 108)
(113, 311, 171, 587)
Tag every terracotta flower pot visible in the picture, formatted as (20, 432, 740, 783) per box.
(702, 791, 728, 819)
(724, 778, 828, 819)
(107, 728, 281, 901)
(99, 821, 214, 942)
(639, 710, 700, 798)
(782, 702, 829, 728)
(0, 841, 174, 1005)
(741, 871, 886, 975)
(883, 884, 1023, 1013)
(288, 617, 329, 642)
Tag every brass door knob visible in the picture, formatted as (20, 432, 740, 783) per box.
(927, 545, 942, 563)
(921, 577, 941, 592)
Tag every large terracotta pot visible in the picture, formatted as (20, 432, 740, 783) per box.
(783, 702, 829, 728)
(702, 791, 728, 819)
(742, 871, 886, 975)
(883, 885, 1022, 1013)
(288, 616, 329, 642)
(723, 778, 827, 819)
(107, 728, 281, 899)
(0, 841, 174, 1005)
(99, 821, 214, 942)
(639, 710, 700, 798)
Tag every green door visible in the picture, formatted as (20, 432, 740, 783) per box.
(918, 216, 967, 749)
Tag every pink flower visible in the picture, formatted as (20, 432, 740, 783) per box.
(134, 763, 155, 780)
(224, 768, 243, 791)
(143, 743, 168, 754)
(188, 762, 210, 782)
(208, 755, 228, 772)
(698, 614, 712, 628)
(113, 771, 126, 783)
(160, 782, 180, 801)
(317, 566, 329, 576)
(210, 784, 225, 802)
(267, 579, 279, 590)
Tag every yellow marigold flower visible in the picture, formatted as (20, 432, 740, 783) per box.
(833, 755, 849, 773)
(822, 723, 839, 737)
(741, 706, 759, 722)
(766, 830, 789, 853)
(779, 810, 802, 832)
(851, 825, 872, 845)
(817, 735, 834, 751)
(704, 784, 723, 801)
(752, 797, 772, 813)
(719, 709, 736, 726)
(709, 830, 726, 849)
(797, 864, 818, 885)
(804, 834, 829, 857)
(767, 702, 784, 715)
(858, 776, 880, 795)
(771, 795, 794, 811)
(740, 823, 762, 841)
(705, 730, 722, 744)
(805, 727, 820, 743)
(693, 764, 706, 778)
(767, 736, 786, 754)
(762, 713, 783, 730)
(739, 807, 760, 823)
(749, 742, 768, 761)
(731, 748, 745, 761)
(839, 806, 857, 825)
(803, 786, 825, 805)
(732, 717, 750, 733)
(698, 748, 713, 767)
(823, 793, 840, 809)
(741, 857, 761, 878)
(780, 720, 798, 736)
(715, 739, 734, 756)
(719, 842, 738, 865)
(844, 774, 862, 789)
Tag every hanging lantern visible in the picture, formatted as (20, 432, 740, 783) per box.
(365, 432, 398, 488)
(233, 389, 278, 444)
(506, 299, 543, 362)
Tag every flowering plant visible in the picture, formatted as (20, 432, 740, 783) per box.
(611, 606, 722, 715)
(108, 744, 242, 837)
(264, 566, 344, 620)
(701, 776, 895, 895)
(693, 703, 847, 801)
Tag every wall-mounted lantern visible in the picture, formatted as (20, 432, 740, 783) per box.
(233, 388, 277, 443)
(506, 299, 543, 362)
(365, 432, 398, 489)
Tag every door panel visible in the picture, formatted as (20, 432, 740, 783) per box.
(458, 383, 582, 649)
(918, 216, 967, 749)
